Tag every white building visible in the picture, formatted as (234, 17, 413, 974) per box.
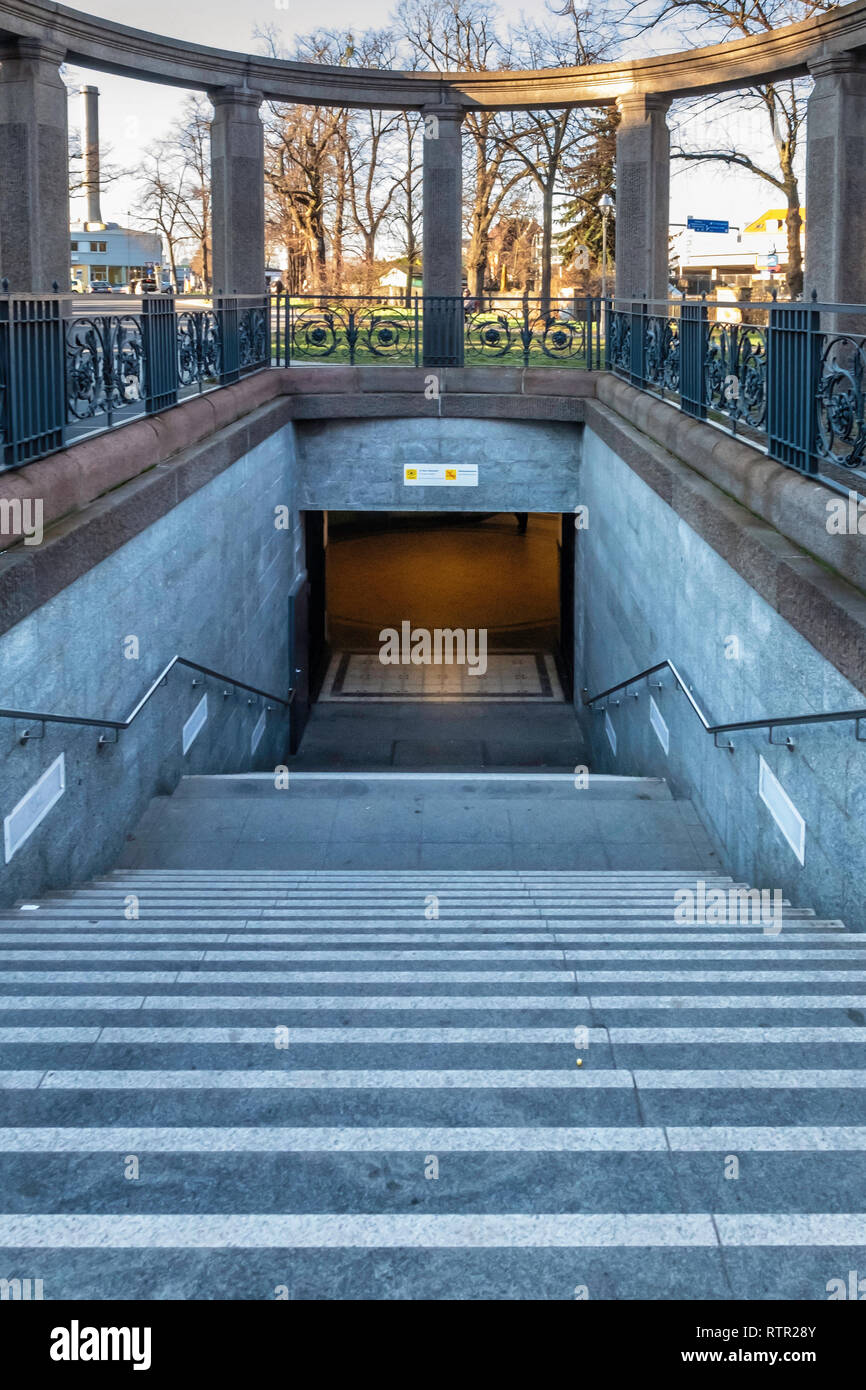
(70, 223, 164, 290)
(671, 209, 805, 297)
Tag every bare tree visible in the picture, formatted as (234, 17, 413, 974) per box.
(137, 149, 189, 290)
(503, 5, 619, 304)
(388, 109, 424, 304)
(397, 0, 530, 298)
(341, 31, 403, 272)
(259, 26, 352, 291)
(175, 97, 212, 292)
(131, 94, 212, 290)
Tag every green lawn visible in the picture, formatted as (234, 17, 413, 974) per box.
(272, 307, 598, 368)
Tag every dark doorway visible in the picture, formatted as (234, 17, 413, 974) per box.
(325, 510, 563, 654)
(288, 510, 580, 769)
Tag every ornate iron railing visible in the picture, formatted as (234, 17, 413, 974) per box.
(274, 295, 421, 367)
(605, 293, 866, 480)
(2, 284, 866, 485)
(272, 294, 601, 370)
(0, 289, 269, 473)
(463, 298, 594, 368)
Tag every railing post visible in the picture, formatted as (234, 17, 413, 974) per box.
(347, 305, 357, 367)
(0, 290, 64, 469)
(413, 295, 420, 368)
(423, 295, 464, 368)
(217, 294, 239, 386)
(271, 293, 282, 369)
(141, 294, 178, 416)
(629, 299, 647, 389)
(767, 299, 822, 474)
(585, 296, 594, 370)
(680, 299, 708, 420)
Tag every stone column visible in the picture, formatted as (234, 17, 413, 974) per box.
(0, 38, 69, 292)
(614, 93, 671, 302)
(805, 53, 866, 305)
(209, 86, 265, 295)
(422, 103, 464, 297)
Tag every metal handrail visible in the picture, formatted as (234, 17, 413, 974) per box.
(583, 660, 866, 750)
(0, 655, 293, 745)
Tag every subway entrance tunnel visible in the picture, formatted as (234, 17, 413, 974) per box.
(290, 510, 582, 770)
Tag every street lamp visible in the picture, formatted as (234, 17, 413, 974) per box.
(598, 193, 614, 301)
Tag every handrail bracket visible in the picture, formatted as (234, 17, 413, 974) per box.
(768, 728, 796, 751)
(17, 720, 44, 745)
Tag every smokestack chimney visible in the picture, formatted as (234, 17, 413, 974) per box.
(80, 85, 104, 230)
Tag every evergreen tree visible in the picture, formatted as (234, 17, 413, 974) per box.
(556, 106, 618, 270)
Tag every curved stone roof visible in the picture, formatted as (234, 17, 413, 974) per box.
(1, 0, 865, 106)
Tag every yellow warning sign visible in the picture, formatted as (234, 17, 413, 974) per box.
(403, 464, 479, 487)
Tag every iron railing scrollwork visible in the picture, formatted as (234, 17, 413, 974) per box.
(283, 296, 420, 367)
(65, 312, 144, 427)
(177, 307, 221, 388)
(239, 297, 269, 371)
(462, 298, 593, 368)
(816, 332, 866, 470)
(604, 292, 866, 481)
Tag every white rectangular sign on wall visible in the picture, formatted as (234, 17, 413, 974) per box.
(605, 710, 617, 756)
(649, 695, 670, 754)
(251, 708, 267, 754)
(403, 464, 478, 487)
(758, 755, 806, 865)
(182, 694, 208, 756)
(4, 753, 66, 863)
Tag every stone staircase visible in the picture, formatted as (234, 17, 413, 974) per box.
(0, 777, 865, 1298)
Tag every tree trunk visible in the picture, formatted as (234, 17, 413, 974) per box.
(540, 181, 555, 313)
(333, 114, 348, 288)
(467, 206, 489, 299)
(784, 176, 803, 301)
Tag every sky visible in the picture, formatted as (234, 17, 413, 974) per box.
(64, 0, 801, 242)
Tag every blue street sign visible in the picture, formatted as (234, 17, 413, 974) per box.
(687, 217, 730, 234)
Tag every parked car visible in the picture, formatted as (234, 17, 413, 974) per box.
(69, 280, 83, 294)
(88, 280, 112, 294)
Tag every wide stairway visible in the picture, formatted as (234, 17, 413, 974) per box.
(1, 780, 865, 1298)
